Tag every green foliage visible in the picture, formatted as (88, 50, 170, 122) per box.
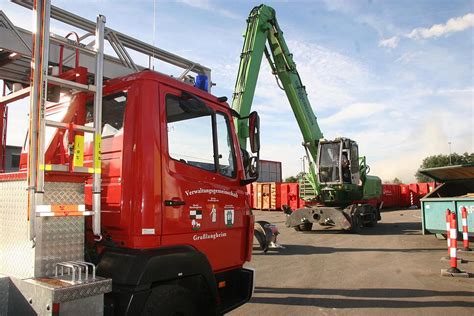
(383, 177, 402, 184)
(415, 152, 474, 182)
(285, 172, 306, 183)
(284, 176, 298, 183)
(392, 177, 402, 184)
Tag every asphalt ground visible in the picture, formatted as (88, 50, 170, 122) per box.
(229, 208, 474, 315)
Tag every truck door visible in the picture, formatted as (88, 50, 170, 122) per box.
(159, 85, 248, 271)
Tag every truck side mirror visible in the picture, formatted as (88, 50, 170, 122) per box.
(240, 148, 259, 186)
(248, 111, 260, 154)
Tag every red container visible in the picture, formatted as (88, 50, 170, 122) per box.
(246, 184, 254, 209)
(409, 183, 421, 207)
(381, 184, 402, 208)
(299, 199, 306, 208)
(280, 183, 289, 208)
(417, 182, 437, 198)
(400, 184, 411, 207)
(280, 183, 300, 210)
(427, 182, 437, 194)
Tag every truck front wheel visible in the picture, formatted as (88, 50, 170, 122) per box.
(141, 285, 199, 316)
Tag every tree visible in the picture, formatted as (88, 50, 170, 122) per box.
(284, 176, 298, 183)
(415, 152, 473, 182)
(392, 177, 402, 184)
(285, 172, 306, 183)
(383, 177, 402, 184)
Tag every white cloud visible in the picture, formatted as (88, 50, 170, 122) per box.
(321, 102, 386, 126)
(395, 51, 423, 63)
(380, 13, 474, 49)
(176, 0, 241, 20)
(407, 13, 474, 39)
(379, 36, 400, 48)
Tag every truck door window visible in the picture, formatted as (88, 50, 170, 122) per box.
(166, 95, 215, 172)
(216, 112, 236, 178)
(86, 92, 127, 138)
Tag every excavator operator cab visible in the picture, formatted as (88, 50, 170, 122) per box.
(317, 138, 361, 185)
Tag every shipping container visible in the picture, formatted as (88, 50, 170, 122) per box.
(417, 182, 437, 197)
(420, 165, 474, 237)
(400, 184, 411, 207)
(246, 184, 253, 209)
(408, 183, 421, 207)
(381, 184, 402, 208)
(257, 160, 282, 182)
(252, 182, 281, 211)
(280, 182, 300, 210)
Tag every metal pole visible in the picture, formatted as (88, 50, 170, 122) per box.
(27, 0, 48, 241)
(92, 14, 105, 240)
(36, 0, 51, 195)
(448, 142, 452, 165)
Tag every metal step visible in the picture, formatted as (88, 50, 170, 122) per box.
(46, 75, 96, 92)
(45, 120, 96, 133)
(299, 174, 317, 201)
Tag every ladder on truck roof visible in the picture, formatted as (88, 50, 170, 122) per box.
(0, 0, 215, 239)
(0, 0, 212, 89)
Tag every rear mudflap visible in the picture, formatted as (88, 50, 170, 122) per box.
(216, 267, 254, 314)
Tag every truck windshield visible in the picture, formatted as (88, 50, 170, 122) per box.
(319, 143, 340, 183)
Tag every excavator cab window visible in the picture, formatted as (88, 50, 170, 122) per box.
(350, 143, 361, 185)
(341, 151, 351, 183)
(319, 142, 341, 183)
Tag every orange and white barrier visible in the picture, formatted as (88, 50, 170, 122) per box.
(461, 206, 471, 251)
(449, 214, 459, 271)
(446, 209, 452, 257)
(441, 208, 470, 277)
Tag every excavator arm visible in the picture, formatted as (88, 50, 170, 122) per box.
(232, 4, 323, 194)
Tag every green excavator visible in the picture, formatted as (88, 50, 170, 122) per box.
(233, 4, 382, 233)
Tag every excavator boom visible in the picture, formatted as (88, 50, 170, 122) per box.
(232, 4, 382, 233)
(232, 4, 323, 194)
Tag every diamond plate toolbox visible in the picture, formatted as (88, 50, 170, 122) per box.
(0, 180, 85, 278)
(0, 179, 35, 278)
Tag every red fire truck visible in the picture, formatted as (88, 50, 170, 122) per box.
(0, 1, 257, 314)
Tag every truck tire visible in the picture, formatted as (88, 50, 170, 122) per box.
(141, 285, 199, 316)
(294, 222, 313, 232)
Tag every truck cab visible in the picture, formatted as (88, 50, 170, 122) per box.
(80, 70, 256, 314)
(8, 69, 257, 315)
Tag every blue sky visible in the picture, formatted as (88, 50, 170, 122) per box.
(1, 0, 473, 182)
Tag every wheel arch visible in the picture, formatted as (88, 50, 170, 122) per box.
(97, 245, 217, 315)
